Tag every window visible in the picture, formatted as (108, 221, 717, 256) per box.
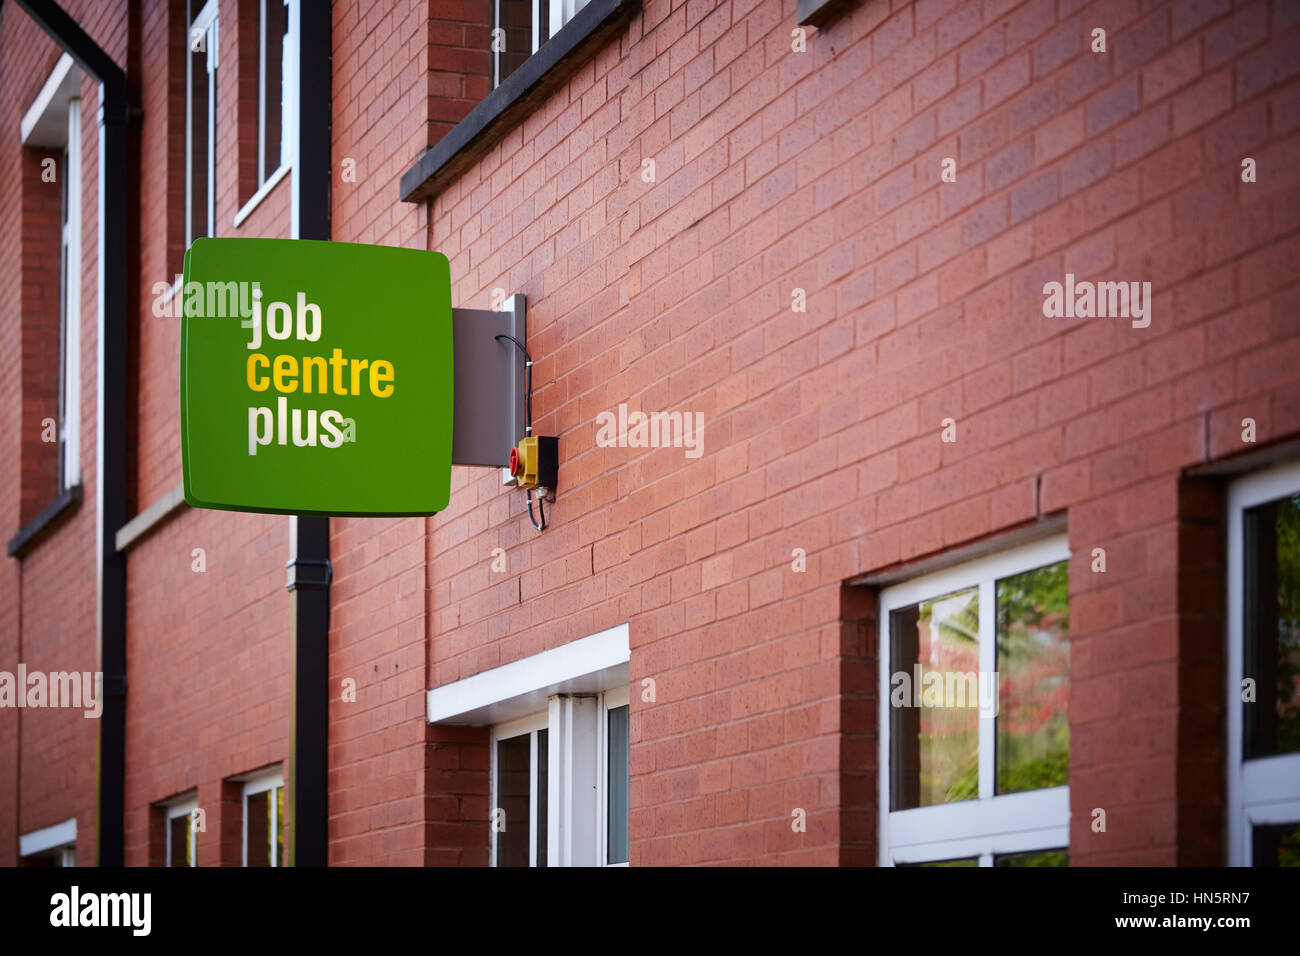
(606, 698, 630, 865)
(242, 770, 284, 867)
(56, 100, 81, 491)
(234, 0, 296, 225)
(490, 687, 630, 867)
(18, 54, 83, 513)
(187, 0, 218, 248)
(257, 0, 289, 189)
(1227, 461, 1300, 866)
(491, 0, 591, 87)
(493, 713, 548, 866)
(20, 818, 76, 867)
(878, 536, 1071, 866)
(163, 795, 198, 867)
(427, 622, 632, 866)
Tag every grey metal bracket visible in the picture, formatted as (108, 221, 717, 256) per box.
(451, 294, 527, 468)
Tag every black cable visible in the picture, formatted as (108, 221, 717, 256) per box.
(497, 333, 546, 531)
(527, 488, 546, 531)
(494, 334, 532, 434)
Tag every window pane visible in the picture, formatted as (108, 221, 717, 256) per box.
(169, 814, 191, 866)
(995, 848, 1068, 866)
(890, 587, 980, 810)
(996, 561, 1070, 794)
(262, 0, 287, 179)
(496, 734, 530, 867)
(897, 857, 978, 867)
(246, 790, 270, 866)
(607, 704, 629, 864)
(536, 729, 548, 868)
(1252, 822, 1300, 866)
(1244, 494, 1300, 759)
(496, 0, 533, 84)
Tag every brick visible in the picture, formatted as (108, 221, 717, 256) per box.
(1033, 107, 1084, 165)
(1204, 4, 1268, 68)
(1010, 169, 1059, 224)
(1114, 11, 1171, 76)
(1142, 40, 1202, 105)
(1033, 19, 1083, 78)
(1171, 0, 1232, 41)
(958, 27, 1004, 83)
(985, 139, 1031, 192)
(1174, 74, 1233, 141)
(1236, 36, 1300, 102)
(1086, 76, 1141, 136)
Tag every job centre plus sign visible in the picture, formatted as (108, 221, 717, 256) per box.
(180, 238, 453, 516)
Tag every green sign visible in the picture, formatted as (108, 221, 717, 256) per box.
(180, 238, 453, 515)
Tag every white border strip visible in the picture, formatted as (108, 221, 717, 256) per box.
(20, 817, 77, 857)
(20, 53, 77, 144)
(427, 623, 630, 724)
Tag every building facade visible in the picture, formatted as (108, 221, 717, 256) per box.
(1, 0, 1298, 867)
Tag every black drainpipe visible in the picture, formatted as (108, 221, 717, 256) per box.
(287, 0, 331, 867)
(13, 0, 133, 867)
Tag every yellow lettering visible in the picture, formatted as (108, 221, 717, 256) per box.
(349, 358, 369, 395)
(247, 353, 270, 391)
(273, 354, 298, 393)
(302, 355, 327, 394)
(370, 359, 394, 397)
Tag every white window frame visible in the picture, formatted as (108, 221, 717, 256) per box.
(20, 817, 76, 866)
(163, 794, 198, 867)
(1226, 460, 1300, 865)
(877, 535, 1071, 866)
(235, 0, 296, 226)
(549, 0, 590, 37)
(185, 0, 218, 248)
(598, 684, 631, 867)
(488, 687, 630, 868)
(240, 768, 284, 867)
(490, 0, 590, 88)
(489, 710, 549, 867)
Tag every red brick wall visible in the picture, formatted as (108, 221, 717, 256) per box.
(395, 0, 1300, 865)
(136, 0, 188, 509)
(3, 0, 1298, 870)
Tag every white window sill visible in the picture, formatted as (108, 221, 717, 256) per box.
(232, 163, 291, 228)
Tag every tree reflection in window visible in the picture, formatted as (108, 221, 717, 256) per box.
(996, 562, 1070, 794)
